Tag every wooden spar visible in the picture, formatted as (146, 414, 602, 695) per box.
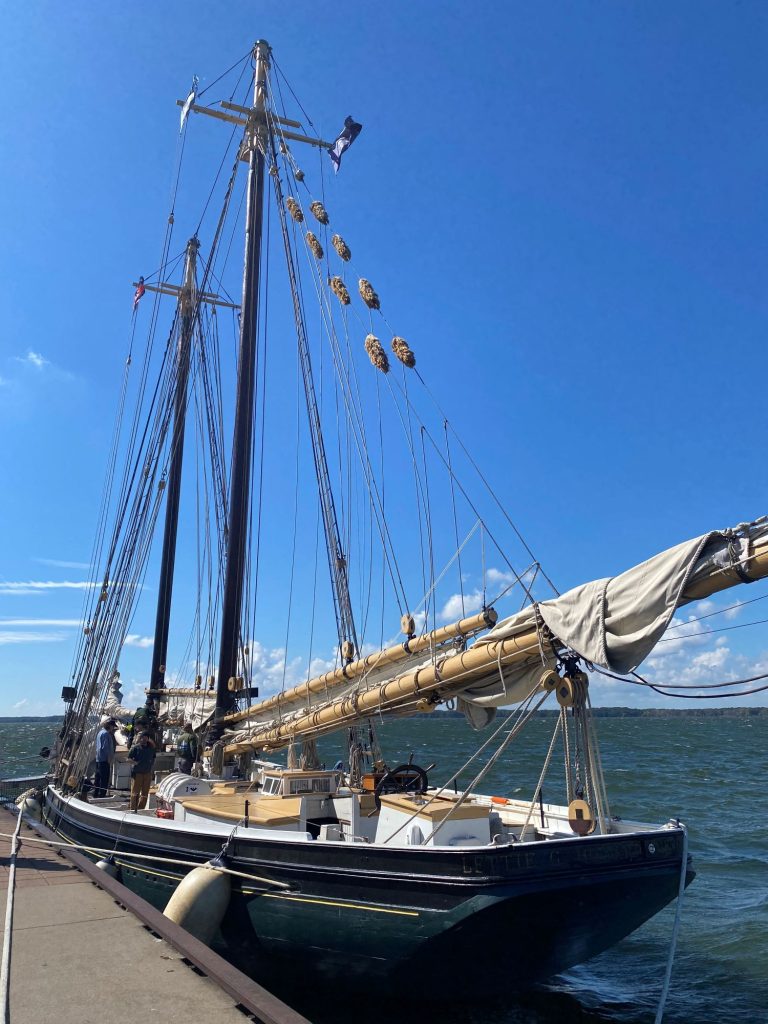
(220, 608, 498, 725)
(224, 628, 540, 755)
(223, 526, 768, 755)
(681, 540, 768, 601)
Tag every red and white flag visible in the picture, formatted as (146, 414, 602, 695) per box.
(133, 277, 146, 312)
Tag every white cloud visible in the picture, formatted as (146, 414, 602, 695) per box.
(0, 579, 98, 596)
(124, 634, 154, 649)
(487, 565, 535, 584)
(439, 588, 484, 622)
(723, 601, 744, 622)
(0, 618, 82, 627)
(35, 558, 91, 570)
(16, 350, 49, 369)
(13, 699, 28, 709)
(0, 630, 67, 645)
(487, 568, 516, 586)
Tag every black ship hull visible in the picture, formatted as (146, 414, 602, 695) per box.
(43, 786, 693, 993)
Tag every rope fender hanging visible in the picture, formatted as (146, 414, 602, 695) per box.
(309, 200, 329, 225)
(331, 234, 351, 261)
(358, 278, 380, 310)
(305, 231, 324, 260)
(329, 276, 351, 305)
(364, 334, 389, 373)
(286, 196, 304, 222)
(391, 336, 416, 368)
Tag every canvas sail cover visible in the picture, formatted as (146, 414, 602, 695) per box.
(458, 520, 767, 708)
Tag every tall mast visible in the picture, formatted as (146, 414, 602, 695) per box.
(211, 40, 270, 740)
(148, 236, 199, 702)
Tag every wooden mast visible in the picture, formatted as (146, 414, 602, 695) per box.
(211, 40, 271, 741)
(148, 236, 199, 703)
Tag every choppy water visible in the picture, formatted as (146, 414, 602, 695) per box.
(2, 714, 766, 1024)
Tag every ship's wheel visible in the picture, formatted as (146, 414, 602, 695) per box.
(373, 763, 429, 809)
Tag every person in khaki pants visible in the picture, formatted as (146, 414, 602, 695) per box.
(128, 732, 156, 811)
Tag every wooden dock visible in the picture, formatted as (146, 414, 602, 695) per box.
(0, 805, 311, 1024)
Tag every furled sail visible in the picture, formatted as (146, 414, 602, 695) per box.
(459, 518, 768, 706)
(221, 517, 768, 753)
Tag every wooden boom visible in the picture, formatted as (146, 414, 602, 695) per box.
(220, 608, 498, 725)
(222, 527, 768, 756)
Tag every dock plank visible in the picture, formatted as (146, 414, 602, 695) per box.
(0, 807, 311, 1024)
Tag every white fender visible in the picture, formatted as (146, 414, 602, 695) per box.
(163, 861, 231, 945)
(96, 857, 120, 878)
(17, 792, 42, 820)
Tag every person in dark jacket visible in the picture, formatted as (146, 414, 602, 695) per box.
(128, 731, 156, 811)
(176, 723, 198, 774)
(93, 719, 118, 798)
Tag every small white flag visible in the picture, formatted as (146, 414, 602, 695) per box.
(180, 75, 199, 133)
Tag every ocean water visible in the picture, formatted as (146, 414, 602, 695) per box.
(2, 714, 766, 1024)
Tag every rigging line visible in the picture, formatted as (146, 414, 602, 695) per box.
(410, 413, 541, 604)
(280, 310, 304, 694)
(196, 47, 254, 99)
(68, 320, 138, 681)
(270, 55, 316, 131)
(304, 497, 323, 696)
(658, 615, 768, 642)
(268, 147, 382, 651)
(195, 72, 255, 236)
(398, 367, 430, 619)
(359, 371, 385, 642)
(664, 590, 768, 628)
(643, 681, 768, 699)
(412, 522, 482, 617)
(509, 700, 562, 844)
(377, 368, 432, 608)
(269, 157, 356, 652)
(383, 687, 547, 847)
(445, 421, 465, 618)
(301, 250, 410, 619)
(142, 249, 187, 284)
(266, 131, 408, 620)
(414, 371, 559, 597)
(482, 560, 539, 610)
(593, 666, 768, 690)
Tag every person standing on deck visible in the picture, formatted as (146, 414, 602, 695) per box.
(176, 723, 198, 774)
(93, 718, 118, 798)
(128, 731, 156, 811)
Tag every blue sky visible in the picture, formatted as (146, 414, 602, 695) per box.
(0, 2, 766, 715)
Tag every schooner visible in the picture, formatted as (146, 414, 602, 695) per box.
(39, 40, 768, 996)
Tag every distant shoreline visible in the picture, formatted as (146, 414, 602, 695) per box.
(1, 707, 766, 724)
